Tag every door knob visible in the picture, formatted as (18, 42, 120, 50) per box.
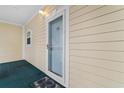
(47, 44, 52, 50)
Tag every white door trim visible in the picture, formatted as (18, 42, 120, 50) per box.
(45, 6, 69, 87)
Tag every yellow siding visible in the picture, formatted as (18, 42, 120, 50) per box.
(0, 22, 22, 63)
(70, 5, 124, 87)
(25, 5, 124, 87)
(24, 5, 57, 71)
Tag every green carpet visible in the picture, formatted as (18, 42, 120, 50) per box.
(0, 60, 46, 88)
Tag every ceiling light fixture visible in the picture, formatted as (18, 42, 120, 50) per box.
(39, 10, 44, 15)
(39, 10, 48, 17)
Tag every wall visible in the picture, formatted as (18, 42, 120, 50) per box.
(0, 22, 22, 63)
(69, 5, 124, 87)
(24, 5, 124, 87)
(24, 6, 57, 71)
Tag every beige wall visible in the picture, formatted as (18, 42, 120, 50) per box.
(24, 5, 124, 87)
(0, 22, 22, 63)
(24, 6, 57, 71)
(69, 5, 124, 87)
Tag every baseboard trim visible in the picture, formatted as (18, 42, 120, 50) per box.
(0, 59, 24, 64)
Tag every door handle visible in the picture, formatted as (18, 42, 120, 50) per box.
(47, 44, 49, 49)
(47, 44, 52, 50)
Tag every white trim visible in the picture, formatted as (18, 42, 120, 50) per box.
(0, 20, 22, 27)
(0, 59, 24, 64)
(22, 26, 25, 59)
(45, 6, 69, 87)
(65, 6, 70, 88)
(24, 6, 44, 26)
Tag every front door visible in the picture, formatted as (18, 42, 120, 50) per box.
(48, 15, 64, 77)
(46, 8, 69, 87)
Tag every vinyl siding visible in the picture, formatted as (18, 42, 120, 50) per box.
(24, 5, 57, 71)
(24, 5, 124, 87)
(70, 5, 124, 87)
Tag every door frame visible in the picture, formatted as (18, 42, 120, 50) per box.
(45, 6, 69, 87)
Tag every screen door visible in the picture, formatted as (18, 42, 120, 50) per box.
(48, 15, 64, 77)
